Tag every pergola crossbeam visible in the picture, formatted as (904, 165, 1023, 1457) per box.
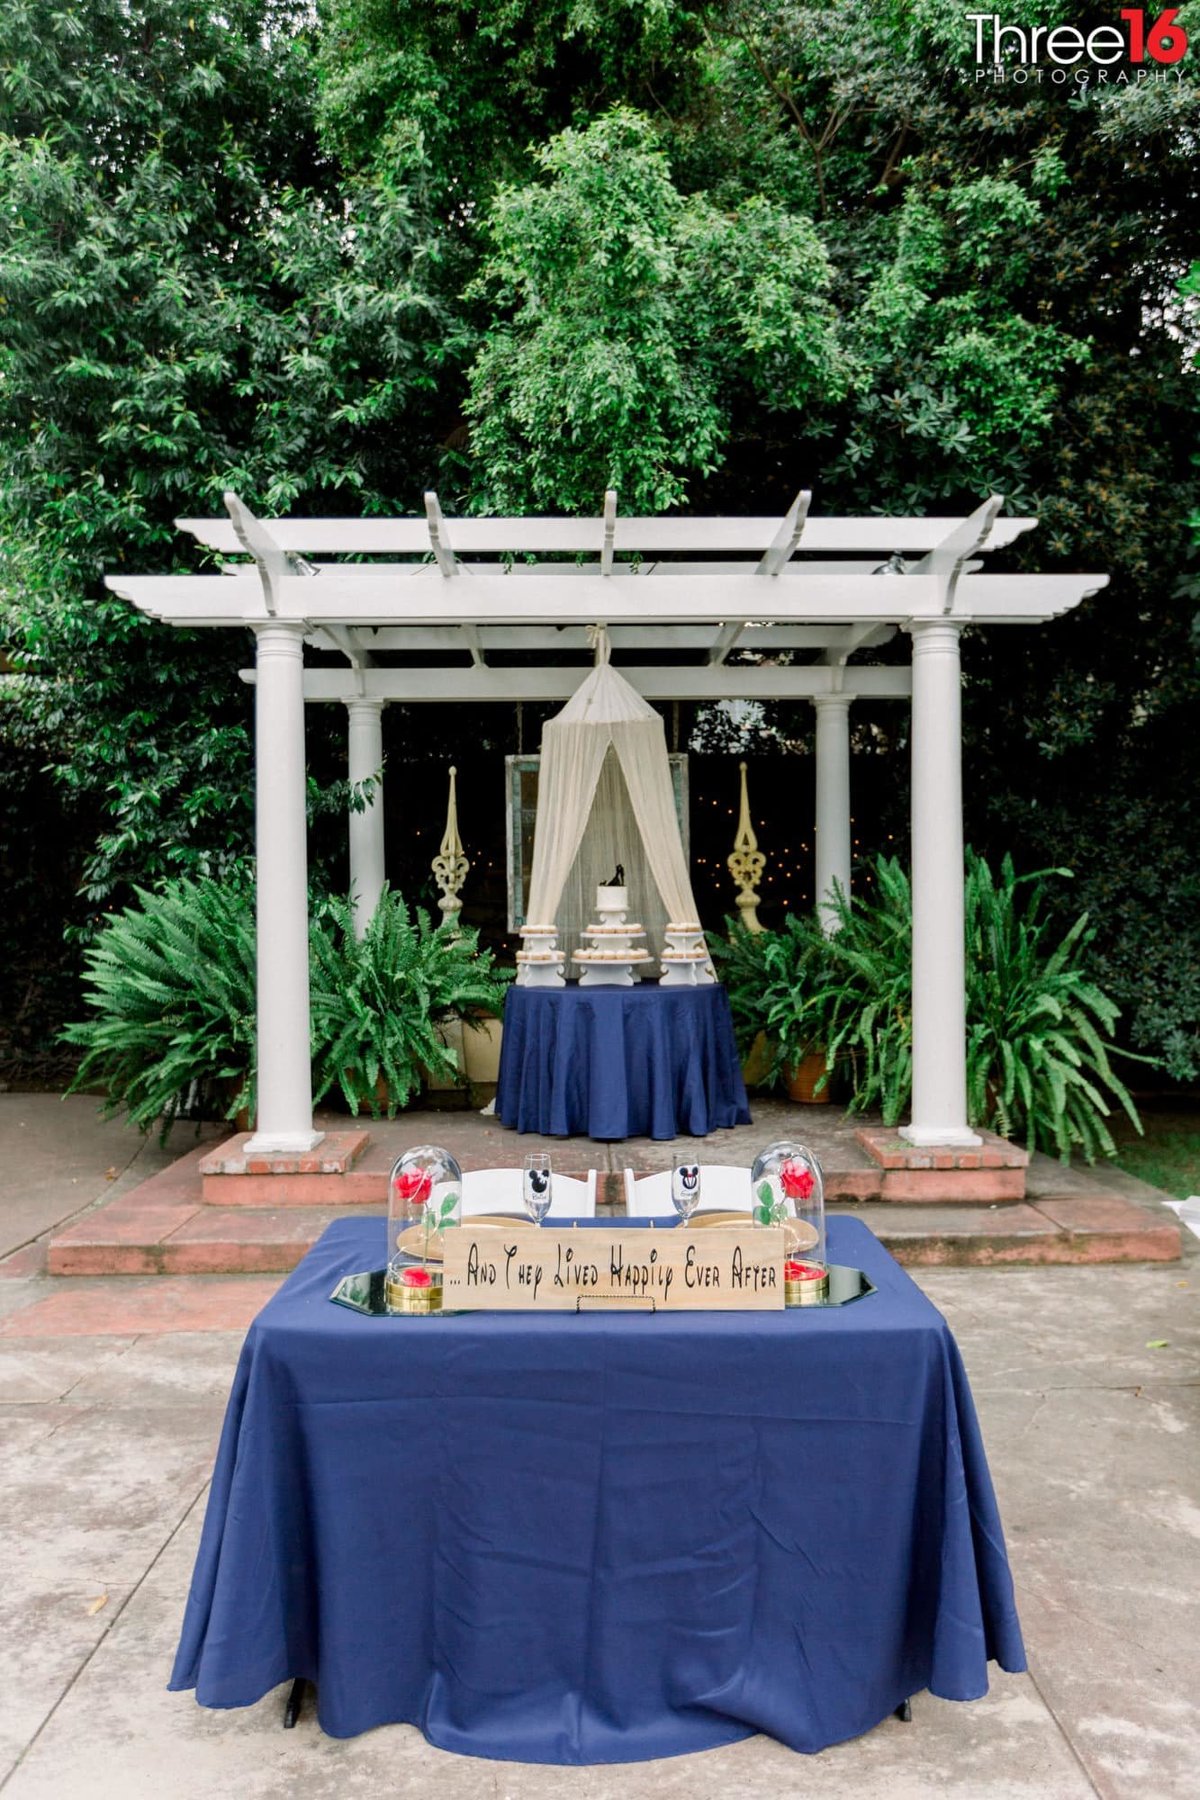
(107, 571, 1106, 627)
(601, 489, 617, 577)
(707, 622, 746, 666)
(174, 513, 1039, 558)
(349, 624, 878, 655)
(757, 489, 811, 577)
(240, 665, 914, 703)
(819, 623, 894, 672)
(424, 491, 458, 577)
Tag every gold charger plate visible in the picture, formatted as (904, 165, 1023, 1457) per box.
(685, 1210, 819, 1252)
(393, 1213, 526, 1263)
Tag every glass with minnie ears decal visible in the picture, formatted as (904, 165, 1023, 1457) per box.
(750, 1140, 828, 1304)
(523, 1152, 553, 1225)
(671, 1164, 701, 1225)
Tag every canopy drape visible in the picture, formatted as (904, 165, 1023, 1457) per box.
(524, 658, 702, 959)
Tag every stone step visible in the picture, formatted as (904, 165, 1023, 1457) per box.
(46, 1187, 1179, 1277)
(192, 1113, 1030, 1209)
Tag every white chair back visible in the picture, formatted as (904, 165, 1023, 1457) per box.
(461, 1167, 598, 1219)
(622, 1165, 754, 1217)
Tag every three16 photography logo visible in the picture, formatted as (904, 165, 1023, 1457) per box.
(967, 8, 1190, 83)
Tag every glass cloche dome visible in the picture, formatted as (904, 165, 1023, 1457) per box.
(750, 1140, 827, 1304)
(386, 1144, 462, 1313)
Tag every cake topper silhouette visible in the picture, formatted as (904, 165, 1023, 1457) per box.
(605, 864, 625, 887)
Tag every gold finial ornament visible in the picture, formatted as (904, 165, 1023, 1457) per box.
(727, 760, 766, 933)
(432, 765, 470, 922)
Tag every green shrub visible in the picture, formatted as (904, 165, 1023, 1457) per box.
(64, 877, 510, 1135)
(718, 853, 1144, 1162)
(309, 890, 509, 1118)
(63, 875, 257, 1136)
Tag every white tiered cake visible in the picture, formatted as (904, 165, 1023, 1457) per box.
(572, 886, 653, 988)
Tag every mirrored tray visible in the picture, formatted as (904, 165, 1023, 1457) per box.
(330, 1262, 876, 1316)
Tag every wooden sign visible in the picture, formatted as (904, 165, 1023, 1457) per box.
(442, 1224, 786, 1312)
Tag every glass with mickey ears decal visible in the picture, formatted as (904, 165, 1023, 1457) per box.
(671, 1163, 701, 1225)
(523, 1151, 553, 1225)
(750, 1140, 828, 1305)
(385, 1145, 462, 1314)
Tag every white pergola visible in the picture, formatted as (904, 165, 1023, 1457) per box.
(106, 489, 1106, 1157)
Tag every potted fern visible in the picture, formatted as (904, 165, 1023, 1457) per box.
(309, 889, 510, 1118)
(711, 915, 833, 1102)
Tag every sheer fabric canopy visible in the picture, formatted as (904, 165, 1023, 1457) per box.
(524, 654, 702, 959)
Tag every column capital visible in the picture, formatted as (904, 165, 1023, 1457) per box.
(906, 619, 965, 653)
(811, 692, 854, 713)
(344, 695, 385, 717)
(253, 619, 306, 657)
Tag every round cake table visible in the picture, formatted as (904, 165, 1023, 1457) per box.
(495, 979, 751, 1140)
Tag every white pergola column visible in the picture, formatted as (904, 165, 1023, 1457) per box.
(346, 698, 386, 937)
(901, 621, 980, 1147)
(812, 695, 852, 932)
(244, 622, 322, 1154)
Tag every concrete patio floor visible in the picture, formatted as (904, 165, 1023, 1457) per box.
(0, 1096, 1197, 1799)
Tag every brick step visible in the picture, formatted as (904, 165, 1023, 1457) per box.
(202, 1163, 904, 1208)
(199, 1148, 1026, 1209)
(46, 1190, 1179, 1277)
(48, 1199, 380, 1277)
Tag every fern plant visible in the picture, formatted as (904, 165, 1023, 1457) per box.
(962, 853, 1143, 1160)
(65, 878, 510, 1135)
(710, 914, 830, 1090)
(807, 852, 1143, 1160)
(63, 875, 258, 1137)
(715, 853, 1143, 1162)
(309, 890, 510, 1118)
(799, 858, 915, 1118)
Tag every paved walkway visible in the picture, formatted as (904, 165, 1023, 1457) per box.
(0, 1096, 1197, 1798)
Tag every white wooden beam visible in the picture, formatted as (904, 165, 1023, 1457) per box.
(424, 491, 458, 576)
(819, 623, 892, 670)
(461, 623, 486, 668)
(344, 624, 869, 655)
(322, 622, 373, 670)
(757, 489, 811, 577)
(707, 622, 746, 666)
(175, 513, 1038, 558)
(911, 494, 1004, 615)
(239, 665, 914, 703)
(601, 489, 617, 577)
(222, 492, 283, 615)
(107, 568, 1106, 628)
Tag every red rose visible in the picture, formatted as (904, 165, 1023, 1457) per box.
(400, 1266, 433, 1288)
(784, 1260, 822, 1281)
(779, 1160, 814, 1202)
(393, 1169, 433, 1206)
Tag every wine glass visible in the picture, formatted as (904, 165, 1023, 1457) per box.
(671, 1163, 701, 1226)
(523, 1152, 553, 1225)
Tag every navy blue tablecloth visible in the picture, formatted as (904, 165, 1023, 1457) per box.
(171, 1216, 1024, 1761)
(496, 981, 751, 1139)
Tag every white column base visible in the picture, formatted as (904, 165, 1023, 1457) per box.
(242, 1127, 325, 1156)
(899, 1123, 983, 1149)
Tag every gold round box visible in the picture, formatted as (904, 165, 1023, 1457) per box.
(384, 1275, 445, 1316)
(784, 1269, 830, 1308)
